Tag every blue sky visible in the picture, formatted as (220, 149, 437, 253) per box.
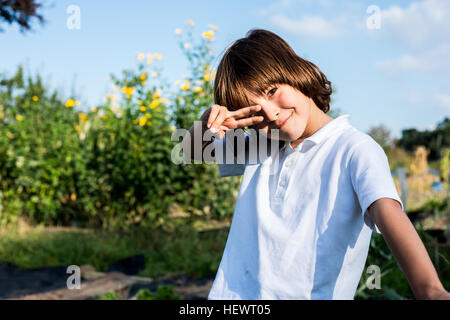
(1, 0, 449, 139)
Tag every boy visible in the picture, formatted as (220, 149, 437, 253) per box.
(184, 29, 449, 299)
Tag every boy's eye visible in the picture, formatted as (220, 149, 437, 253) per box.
(267, 87, 277, 97)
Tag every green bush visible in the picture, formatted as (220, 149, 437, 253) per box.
(0, 26, 241, 229)
(136, 285, 180, 300)
(97, 291, 119, 300)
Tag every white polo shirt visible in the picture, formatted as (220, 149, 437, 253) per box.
(208, 114, 403, 300)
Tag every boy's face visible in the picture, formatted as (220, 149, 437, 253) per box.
(246, 84, 312, 142)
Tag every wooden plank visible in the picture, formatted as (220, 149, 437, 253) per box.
(12, 272, 136, 300)
(80, 264, 153, 283)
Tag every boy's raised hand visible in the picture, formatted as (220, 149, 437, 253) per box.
(203, 104, 265, 139)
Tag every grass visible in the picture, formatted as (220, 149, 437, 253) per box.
(0, 221, 229, 279)
(356, 230, 450, 299)
(1, 213, 448, 300)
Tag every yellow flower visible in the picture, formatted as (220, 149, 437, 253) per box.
(137, 53, 145, 60)
(151, 71, 158, 77)
(203, 74, 211, 82)
(16, 115, 23, 121)
(145, 113, 152, 118)
(186, 20, 195, 27)
(146, 121, 152, 126)
(193, 87, 203, 93)
(79, 113, 88, 124)
(133, 119, 138, 125)
(181, 81, 190, 91)
(65, 99, 75, 108)
(121, 87, 135, 99)
(32, 96, 39, 102)
(139, 117, 147, 126)
(140, 106, 147, 112)
(100, 115, 107, 121)
(137, 99, 143, 105)
(202, 30, 215, 41)
(184, 43, 191, 49)
(152, 53, 163, 60)
(175, 28, 182, 34)
(106, 94, 118, 101)
(208, 24, 219, 31)
(92, 107, 98, 113)
(158, 98, 170, 104)
(75, 125, 80, 131)
(75, 100, 80, 106)
(149, 100, 160, 109)
(146, 54, 153, 64)
(140, 74, 147, 81)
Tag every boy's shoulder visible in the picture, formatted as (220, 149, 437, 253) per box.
(334, 125, 384, 158)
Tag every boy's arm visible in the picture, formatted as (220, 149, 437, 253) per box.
(368, 198, 450, 300)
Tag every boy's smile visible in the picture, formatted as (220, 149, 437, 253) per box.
(277, 109, 294, 129)
(247, 84, 333, 149)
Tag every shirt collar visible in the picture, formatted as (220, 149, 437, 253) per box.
(280, 114, 351, 152)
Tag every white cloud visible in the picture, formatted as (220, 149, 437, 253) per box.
(376, 43, 450, 73)
(376, 1, 450, 73)
(420, 123, 437, 131)
(257, 0, 348, 38)
(381, 0, 450, 47)
(291, 0, 333, 7)
(406, 91, 423, 105)
(434, 93, 450, 111)
(270, 14, 343, 38)
(255, 0, 293, 16)
(377, 55, 422, 72)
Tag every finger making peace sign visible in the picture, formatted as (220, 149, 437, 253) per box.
(204, 104, 265, 139)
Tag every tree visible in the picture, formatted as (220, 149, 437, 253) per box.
(397, 117, 450, 161)
(367, 124, 394, 153)
(0, 0, 45, 33)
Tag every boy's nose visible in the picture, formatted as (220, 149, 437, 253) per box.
(260, 104, 280, 122)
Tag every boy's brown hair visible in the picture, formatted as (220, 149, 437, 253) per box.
(214, 29, 332, 113)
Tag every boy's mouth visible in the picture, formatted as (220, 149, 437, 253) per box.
(277, 111, 293, 129)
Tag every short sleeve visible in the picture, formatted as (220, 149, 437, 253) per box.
(349, 137, 404, 234)
(211, 131, 249, 178)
